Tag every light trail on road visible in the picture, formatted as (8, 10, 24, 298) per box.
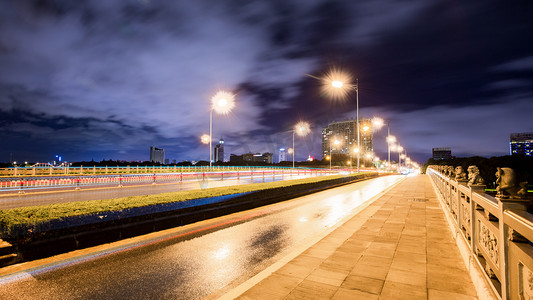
(0, 172, 327, 209)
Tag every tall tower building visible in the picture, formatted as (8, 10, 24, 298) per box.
(321, 119, 373, 159)
(278, 148, 288, 162)
(214, 138, 225, 162)
(149, 146, 165, 164)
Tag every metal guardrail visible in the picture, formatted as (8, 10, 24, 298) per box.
(427, 166, 533, 300)
(0, 168, 338, 193)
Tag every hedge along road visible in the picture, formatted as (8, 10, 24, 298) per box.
(0, 171, 331, 209)
(0, 175, 403, 300)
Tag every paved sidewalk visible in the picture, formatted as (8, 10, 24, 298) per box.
(234, 175, 477, 300)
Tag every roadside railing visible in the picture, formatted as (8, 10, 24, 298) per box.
(0, 168, 340, 193)
(427, 166, 533, 300)
(0, 165, 324, 177)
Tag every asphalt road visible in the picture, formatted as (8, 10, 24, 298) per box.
(0, 175, 402, 300)
(0, 173, 319, 209)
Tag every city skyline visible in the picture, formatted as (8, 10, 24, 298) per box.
(1, 1, 532, 164)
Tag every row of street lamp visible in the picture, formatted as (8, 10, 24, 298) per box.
(199, 69, 417, 172)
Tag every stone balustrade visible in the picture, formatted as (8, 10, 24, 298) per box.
(427, 166, 532, 300)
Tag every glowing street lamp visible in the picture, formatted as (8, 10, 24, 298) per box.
(209, 91, 235, 169)
(372, 117, 385, 130)
(292, 121, 311, 168)
(200, 134, 210, 145)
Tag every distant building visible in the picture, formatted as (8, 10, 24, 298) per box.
(321, 119, 373, 159)
(278, 148, 288, 162)
(432, 147, 452, 160)
(214, 138, 225, 162)
(149, 146, 165, 164)
(230, 152, 273, 164)
(164, 158, 169, 165)
(510, 132, 533, 156)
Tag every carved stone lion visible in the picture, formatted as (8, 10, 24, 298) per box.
(455, 166, 467, 181)
(467, 165, 485, 186)
(447, 166, 455, 178)
(495, 167, 528, 199)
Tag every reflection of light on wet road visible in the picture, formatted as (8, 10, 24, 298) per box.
(321, 195, 346, 228)
(213, 244, 231, 260)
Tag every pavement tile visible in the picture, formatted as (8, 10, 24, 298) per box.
(341, 275, 384, 295)
(302, 246, 335, 259)
(285, 279, 338, 300)
(350, 261, 389, 280)
(427, 264, 476, 296)
(321, 253, 361, 272)
(394, 249, 426, 264)
(427, 288, 477, 300)
(275, 262, 316, 279)
(350, 232, 376, 242)
(332, 287, 379, 300)
(289, 254, 324, 269)
(386, 267, 426, 287)
(390, 259, 426, 274)
(364, 244, 397, 258)
(357, 254, 393, 268)
(379, 280, 427, 299)
(396, 242, 426, 255)
(306, 267, 349, 286)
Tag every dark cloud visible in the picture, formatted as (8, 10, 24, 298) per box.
(1, 0, 532, 164)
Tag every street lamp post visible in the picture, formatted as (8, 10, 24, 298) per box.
(292, 121, 310, 168)
(209, 91, 235, 169)
(309, 69, 360, 173)
(355, 79, 360, 173)
(330, 78, 360, 172)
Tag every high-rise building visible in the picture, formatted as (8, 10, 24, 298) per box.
(278, 148, 288, 162)
(510, 132, 533, 156)
(432, 147, 452, 160)
(321, 119, 373, 159)
(214, 138, 225, 162)
(149, 146, 165, 164)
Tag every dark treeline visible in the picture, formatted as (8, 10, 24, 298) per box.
(68, 159, 329, 168)
(423, 155, 533, 188)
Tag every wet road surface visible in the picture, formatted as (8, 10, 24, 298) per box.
(0, 175, 402, 299)
(0, 173, 321, 209)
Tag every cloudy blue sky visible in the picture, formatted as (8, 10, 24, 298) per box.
(1, 0, 532, 164)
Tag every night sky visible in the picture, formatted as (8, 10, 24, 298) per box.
(1, 0, 532, 164)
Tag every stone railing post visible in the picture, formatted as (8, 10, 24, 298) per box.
(498, 197, 528, 299)
(469, 184, 486, 252)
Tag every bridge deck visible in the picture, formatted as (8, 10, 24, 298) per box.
(230, 175, 478, 300)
